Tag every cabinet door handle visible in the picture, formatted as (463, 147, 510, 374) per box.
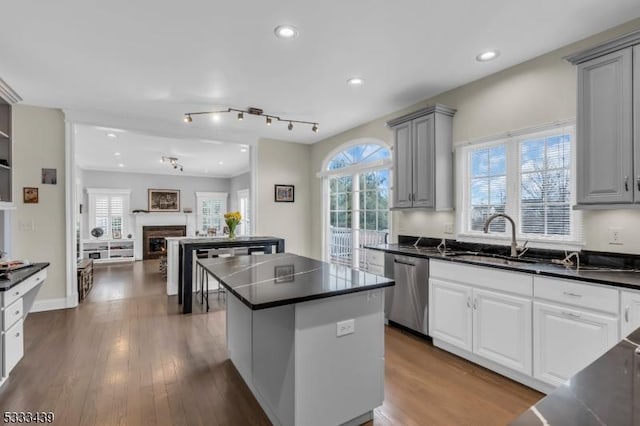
(562, 311, 581, 319)
(466, 296, 471, 308)
(15, 310, 20, 315)
(473, 298, 478, 310)
(563, 292, 582, 298)
(625, 176, 629, 192)
(15, 332, 20, 337)
(637, 176, 640, 191)
(625, 305, 630, 322)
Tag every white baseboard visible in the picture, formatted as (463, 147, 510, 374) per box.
(30, 297, 70, 313)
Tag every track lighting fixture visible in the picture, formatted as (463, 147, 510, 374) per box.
(162, 156, 184, 172)
(183, 106, 319, 133)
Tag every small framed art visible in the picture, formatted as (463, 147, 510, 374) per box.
(274, 184, 294, 202)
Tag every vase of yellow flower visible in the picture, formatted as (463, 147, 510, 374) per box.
(224, 211, 242, 240)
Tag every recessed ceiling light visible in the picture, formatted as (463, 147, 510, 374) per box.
(114, 152, 121, 156)
(218, 161, 224, 165)
(106, 132, 118, 138)
(347, 77, 364, 86)
(211, 113, 221, 123)
(240, 148, 248, 153)
(476, 49, 500, 62)
(118, 163, 124, 168)
(274, 25, 298, 39)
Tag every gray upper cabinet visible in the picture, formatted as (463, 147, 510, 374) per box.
(387, 104, 456, 210)
(567, 29, 640, 207)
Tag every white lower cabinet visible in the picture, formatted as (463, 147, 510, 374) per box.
(429, 279, 473, 351)
(621, 290, 640, 337)
(533, 301, 618, 387)
(3, 320, 23, 376)
(473, 289, 532, 375)
(429, 266, 532, 375)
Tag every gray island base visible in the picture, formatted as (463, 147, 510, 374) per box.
(198, 253, 394, 426)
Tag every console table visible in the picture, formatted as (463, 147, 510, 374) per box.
(177, 236, 285, 314)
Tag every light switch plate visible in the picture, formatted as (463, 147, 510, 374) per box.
(336, 319, 355, 337)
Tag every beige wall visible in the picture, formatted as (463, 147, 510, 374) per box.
(309, 18, 640, 258)
(255, 138, 311, 256)
(11, 105, 67, 302)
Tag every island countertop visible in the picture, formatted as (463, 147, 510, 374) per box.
(197, 253, 395, 310)
(511, 326, 640, 425)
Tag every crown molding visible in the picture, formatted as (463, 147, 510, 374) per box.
(0, 78, 22, 104)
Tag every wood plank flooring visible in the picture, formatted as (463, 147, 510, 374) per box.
(0, 260, 542, 425)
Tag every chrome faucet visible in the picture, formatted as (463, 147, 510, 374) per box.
(483, 213, 521, 258)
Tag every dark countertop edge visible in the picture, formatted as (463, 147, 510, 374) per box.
(180, 236, 284, 246)
(365, 245, 640, 290)
(206, 265, 394, 310)
(0, 262, 50, 291)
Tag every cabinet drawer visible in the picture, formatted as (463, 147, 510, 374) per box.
(3, 319, 24, 376)
(430, 260, 532, 296)
(534, 276, 618, 314)
(2, 298, 23, 331)
(366, 250, 385, 267)
(2, 269, 47, 307)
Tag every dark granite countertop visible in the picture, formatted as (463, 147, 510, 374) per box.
(197, 253, 394, 310)
(511, 326, 640, 425)
(178, 236, 283, 245)
(366, 243, 640, 290)
(0, 262, 50, 291)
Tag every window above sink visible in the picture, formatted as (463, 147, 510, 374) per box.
(456, 121, 584, 251)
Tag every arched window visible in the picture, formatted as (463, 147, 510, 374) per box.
(320, 139, 392, 268)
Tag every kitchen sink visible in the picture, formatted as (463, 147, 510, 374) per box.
(444, 252, 539, 266)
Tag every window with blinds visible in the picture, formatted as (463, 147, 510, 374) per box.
(196, 192, 227, 234)
(458, 124, 581, 247)
(87, 189, 131, 239)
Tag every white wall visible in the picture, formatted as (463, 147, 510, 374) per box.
(11, 105, 67, 305)
(308, 18, 640, 258)
(229, 171, 251, 212)
(81, 169, 230, 238)
(255, 139, 311, 256)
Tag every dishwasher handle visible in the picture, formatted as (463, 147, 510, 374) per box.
(394, 259, 416, 267)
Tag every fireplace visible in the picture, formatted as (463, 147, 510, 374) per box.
(142, 225, 186, 259)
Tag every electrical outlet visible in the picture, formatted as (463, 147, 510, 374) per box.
(336, 319, 355, 337)
(444, 223, 454, 234)
(609, 227, 623, 245)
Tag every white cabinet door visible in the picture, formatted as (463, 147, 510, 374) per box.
(392, 122, 413, 208)
(533, 301, 618, 387)
(3, 319, 24, 376)
(621, 290, 640, 337)
(473, 289, 532, 375)
(429, 279, 472, 351)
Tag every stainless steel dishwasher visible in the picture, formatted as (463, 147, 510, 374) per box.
(385, 254, 429, 336)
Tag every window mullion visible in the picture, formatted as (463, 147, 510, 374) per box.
(505, 139, 519, 233)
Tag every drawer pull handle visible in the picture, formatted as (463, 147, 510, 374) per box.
(466, 296, 471, 308)
(625, 306, 630, 322)
(14, 291, 19, 296)
(562, 311, 581, 319)
(563, 292, 582, 298)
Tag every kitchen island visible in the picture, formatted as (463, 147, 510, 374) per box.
(198, 253, 394, 426)
(165, 235, 285, 313)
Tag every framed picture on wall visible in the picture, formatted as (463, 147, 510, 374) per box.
(274, 184, 294, 202)
(23, 187, 38, 204)
(148, 189, 180, 212)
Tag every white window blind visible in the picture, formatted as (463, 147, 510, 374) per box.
(196, 192, 228, 234)
(87, 188, 131, 239)
(457, 123, 581, 248)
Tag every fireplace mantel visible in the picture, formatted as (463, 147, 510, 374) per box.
(132, 213, 195, 260)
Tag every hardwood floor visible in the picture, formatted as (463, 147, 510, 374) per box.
(0, 260, 542, 425)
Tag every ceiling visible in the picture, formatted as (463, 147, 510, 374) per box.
(75, 124, 250, 178)
(1, 1, 640, 145)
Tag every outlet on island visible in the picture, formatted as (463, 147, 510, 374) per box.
(336, 319, 355, 337)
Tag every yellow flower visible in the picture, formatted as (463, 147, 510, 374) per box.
(224, 211, 242, 226)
